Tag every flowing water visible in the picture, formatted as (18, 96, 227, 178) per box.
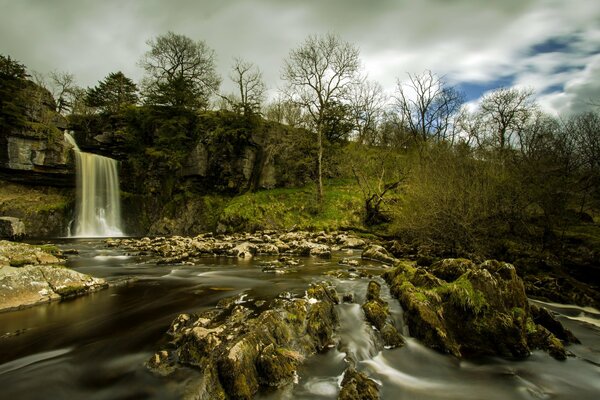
(64, 133, 123, 238)
(1, 240, 599, 399)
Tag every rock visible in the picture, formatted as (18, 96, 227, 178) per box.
(362, 281, 404, 349)
(338, 368, 379, 400)
(294, 240, 332, 258)
(229, 242, 257, 258)
(148, 282, 340, 399)
(0, 264, 107, 312)
(530, 304, 580, 344)
(336, 235, 367, 249)
(256, 243, 279, 255)
(428, 258, 475, 282)
(0, 217, 26, 240)
(0, 240, 63, 267)
(361, 245, 397, 265)
(383, 259, 577, 360)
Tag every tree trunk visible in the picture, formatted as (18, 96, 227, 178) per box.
(317, 128, 324, 205)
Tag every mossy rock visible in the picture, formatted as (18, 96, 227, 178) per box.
(256, 344, 302, 387)
(148, 282, 341, 399)
(384, 259, 577, 360)
(362, 299, 388, 329)
(338, 368, 379, 400)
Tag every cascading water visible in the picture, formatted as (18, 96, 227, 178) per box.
(64, 132, 124, 237)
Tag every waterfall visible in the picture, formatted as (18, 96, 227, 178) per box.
(64, 132, 124, 237)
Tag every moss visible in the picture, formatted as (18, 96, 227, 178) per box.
(56, 284, 85, 298)
(39, 244, 61, 255)
(9, 258, 31, 267)
(437, 275, 488, 315)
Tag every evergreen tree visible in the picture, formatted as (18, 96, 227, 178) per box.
(0, 54, 29, 132)
(86, 71, 138, 113)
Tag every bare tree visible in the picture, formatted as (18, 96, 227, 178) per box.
(349, 78, 387, 145)
(479, 87, 535, 151)
(221, 58, 266, 115)
(48, 71, 76, 115)
(264, 95, 306, 128)
(282, 33, 361, 203)
(395, 70, 463, 143)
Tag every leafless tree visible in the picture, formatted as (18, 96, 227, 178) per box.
(348, 78, 387, 145)
(479, 87, 536, 151)
(281, 33, 361, 203)
(48, 71, 76, 115)
(221, 58, 266, 115)
(395, 70, 463, 143)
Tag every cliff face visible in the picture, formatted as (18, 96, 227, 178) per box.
(0, 83, 74, 187)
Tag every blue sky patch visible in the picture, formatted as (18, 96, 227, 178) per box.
(457, 75, 516, 102)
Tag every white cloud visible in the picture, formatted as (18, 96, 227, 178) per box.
(0, 0, 598, 115)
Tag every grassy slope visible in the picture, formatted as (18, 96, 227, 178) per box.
(0, 180, 71, 216)
(218, 179, 365, 232)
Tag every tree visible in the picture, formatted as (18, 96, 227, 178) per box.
(567, 111, 600, 212)
(395, 70, 463, 143)
(86, 71, 138, 113)
(0, 54, 29, 131)
(478, 87, 535, 151)
(140, 31, 221, 109)
(282, 33, 361, 203)
(221, 58, 266, 115)
(264, 96, 305, 128)
(48, 71, 77, 115)
(348, 79, 387, 145)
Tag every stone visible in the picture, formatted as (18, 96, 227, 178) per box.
(383, 259, 577, 360)
(361, 245, 397, 265)
(362, 280, 405, 349)
(229, 242, 257, 258)
(147, 282, 340, 399)
(0, 217, 26, 240)
(0, 264, 107, 312)
(338, 368, 379, 400)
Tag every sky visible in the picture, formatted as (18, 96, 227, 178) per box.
(1, 0, 599, 115)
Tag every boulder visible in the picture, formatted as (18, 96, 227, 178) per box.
(383, 260, 577, 360)
(229, 242, 257, 258)
(338, 368, 379, 400)
(148, 282, 340, 399)
(0, 217, 26, 240)
(0, 264, 107, 312)
(361, 245, 397, 265)
(362, 281, 404, 349)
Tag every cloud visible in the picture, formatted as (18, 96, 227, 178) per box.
(0, 0, 598, 115)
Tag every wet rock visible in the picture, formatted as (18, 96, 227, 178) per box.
(0, 217, 26, 240)
(0, 264, 107, 312)
(342, 293, 355, 303)
(383, 259, 577, 360)
(0, 240, 62, 268)
(148, 282, 340, 399)
(336, 235, 367, 249)
(530, 304, 579, 344)
(362, 281, 404, 349)
(229, 242, 257, 258)
(361, 245, 397, 265)
(339, 258, 360, 267)
(338, 368, 379, 400)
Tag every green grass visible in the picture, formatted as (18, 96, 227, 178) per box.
(217, 179, 364, 232)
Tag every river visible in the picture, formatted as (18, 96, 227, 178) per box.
(1, 239, 599, 399)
